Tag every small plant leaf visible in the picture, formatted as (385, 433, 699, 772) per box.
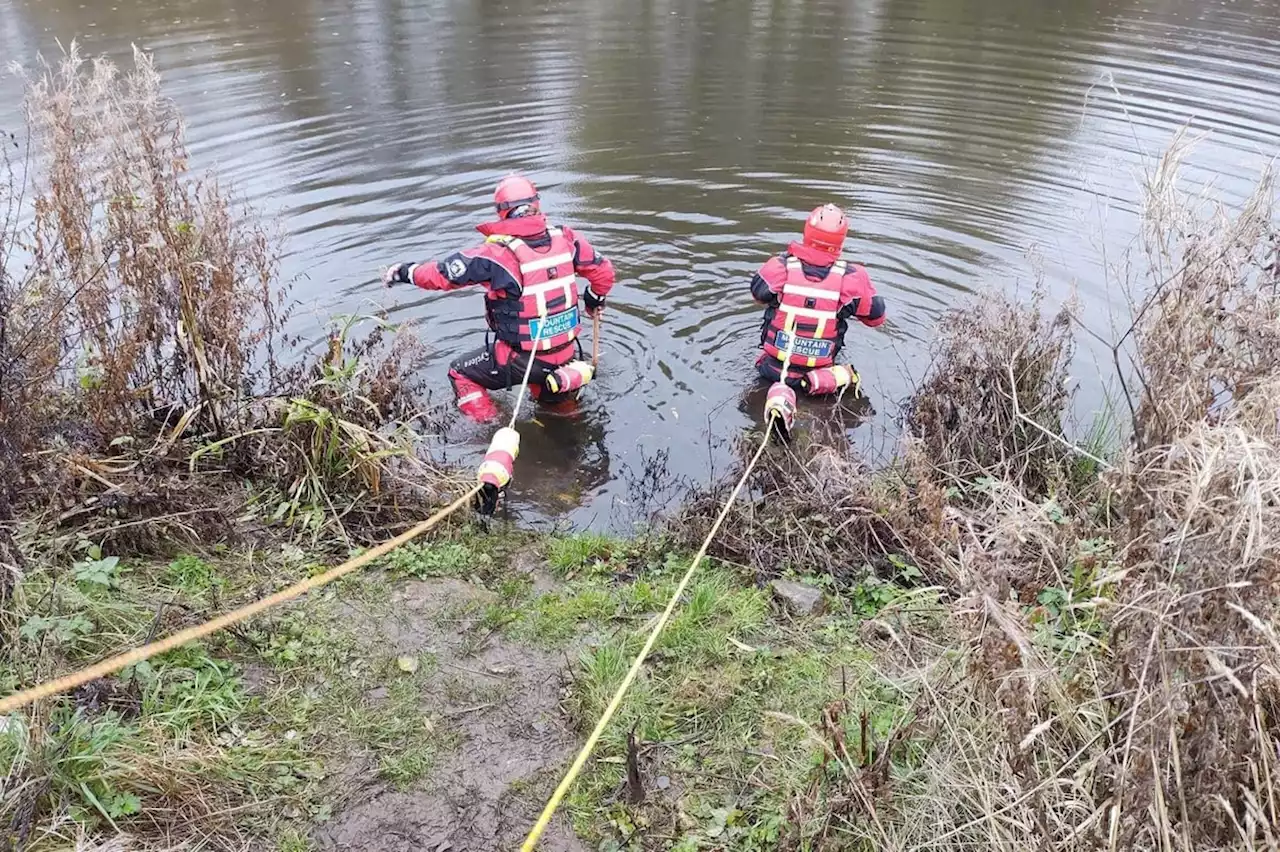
(396, 656, 419, 674)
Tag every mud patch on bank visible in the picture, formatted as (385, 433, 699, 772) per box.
(314, 572, 587, 852)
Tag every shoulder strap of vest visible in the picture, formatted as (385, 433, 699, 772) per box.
(488, 228, 562, 250)
(489, 235, 529, 256)
(785, 255, 845, 283)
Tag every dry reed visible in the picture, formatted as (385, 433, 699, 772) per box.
(0, 45, 460, 553)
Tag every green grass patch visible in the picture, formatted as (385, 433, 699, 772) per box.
(547, 532, 620, 578)
(478, 544, 916, 850)
(384, 540, 486, 579)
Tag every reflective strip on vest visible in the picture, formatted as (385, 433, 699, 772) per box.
(782, 283, 843, 302)
(778, 258, 842, 337)
(521, 275, 578, 301)
(778, 258, 839, 337)
(518, 251, 574, 274)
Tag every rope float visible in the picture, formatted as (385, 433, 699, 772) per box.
(764, 382, 797, 441)
(763, 316, 800, 442)
(475, 310, 555, 517)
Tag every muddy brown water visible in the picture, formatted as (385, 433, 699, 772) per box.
(3, 0, 1280, 529)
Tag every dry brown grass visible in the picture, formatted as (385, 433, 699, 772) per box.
(888, 149, 1278, 851)
(1130, 131, 1280, 452)
(17, 46, 285, 440)
(905, 285, 1077, 500)
(674, 433, 950, 585)
(0, 45, 460, 553)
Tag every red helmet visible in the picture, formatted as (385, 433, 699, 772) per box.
(802, 204, 848, 256)
(494, 175, 541, 219)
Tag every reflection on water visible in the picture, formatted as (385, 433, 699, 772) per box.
(2, 0, 1279, 526)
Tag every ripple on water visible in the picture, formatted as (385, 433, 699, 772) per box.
(2, 0, 1279, 525)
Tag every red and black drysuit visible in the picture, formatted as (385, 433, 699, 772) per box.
(387, 214, 616, 408)
(750, 240, 885, 391)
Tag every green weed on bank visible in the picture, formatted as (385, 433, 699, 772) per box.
(478, 533, 930, 850)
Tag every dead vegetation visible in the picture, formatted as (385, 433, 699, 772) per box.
(905, 285, 1077, 499)
(0, 44, 459, 563)
(668, 140, 1279, 850)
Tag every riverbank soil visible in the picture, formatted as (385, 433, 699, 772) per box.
(1, 527, 909, 851)
(0, 529, 591, 851)
(312, 570, 587, 852)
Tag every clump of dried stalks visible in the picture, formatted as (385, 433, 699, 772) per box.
(1, 46, 460, 852)
(905, 285, 1077, 500)
(677, 432, 954, 586)
(677, 139, 1279, 850)
(1131, 130, 1280, 452)
(1095, 141, 1280, 850)
(17, 47, 282, 439)
(0, 45, 456, 558)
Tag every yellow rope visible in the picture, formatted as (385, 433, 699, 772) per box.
(520, 422, 775, 850)
(507, 335, 543, 428)
(507, 309, 548, 427)
(778, 314, 797, 378)
(0, 485, 483, 716)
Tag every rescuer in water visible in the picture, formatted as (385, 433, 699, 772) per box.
(750, 204, 886, 397)
(383, 176, 616, 423)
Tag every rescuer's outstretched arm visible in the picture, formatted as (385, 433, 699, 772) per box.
(383, 246, 522, 294)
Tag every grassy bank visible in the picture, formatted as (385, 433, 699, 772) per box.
(0, 43, 471, 852)
(0, 518, 943, 851)
(3, 46, 1279, 852)
(0, 526, 534, 849)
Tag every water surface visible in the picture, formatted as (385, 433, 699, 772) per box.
(2, 0, 1278, 527)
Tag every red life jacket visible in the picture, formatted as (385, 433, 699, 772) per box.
(761, 256, 846, 370)
(485, 227, 581, 353)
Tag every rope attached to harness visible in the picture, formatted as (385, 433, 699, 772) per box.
(519, 416, 778, 850)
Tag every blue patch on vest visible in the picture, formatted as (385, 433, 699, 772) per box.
(773, 330, 833, 359)
(530, 307, 579, 342)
